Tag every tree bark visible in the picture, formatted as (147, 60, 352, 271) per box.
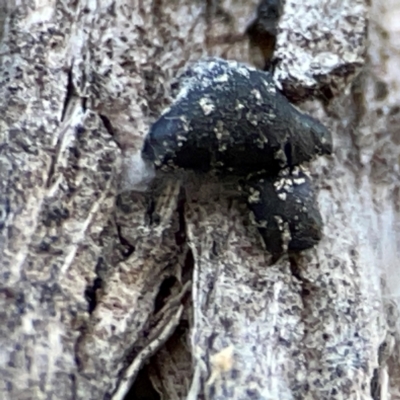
(0, 1, 399, 400)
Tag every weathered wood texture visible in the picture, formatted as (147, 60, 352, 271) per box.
(0, 1, 399, 400)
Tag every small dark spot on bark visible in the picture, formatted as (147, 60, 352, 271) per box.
(335, 366, 345, 377)
(278, 336, 290, 347)
(374, 80, 388, 101)
(220, 317, 233, 330)
(39, 240, 51, 252)
(84, 278, 102, 314)
(75, 125, 85, 135)
(389, 105, 400, 116)
(207, 384, 216, 399)
(42, 202, 70, 227)
(230, 368, 239, 379)
(69, 146, 80, 158)
(246, 387, 260, 398)
(8, 86, 19, 94)
(333, 259, 340, 267)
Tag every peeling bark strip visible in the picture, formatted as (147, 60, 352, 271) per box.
(0, 1, 400, 400)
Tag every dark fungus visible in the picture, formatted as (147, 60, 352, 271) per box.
(141, 58, 332, 258)
(142, 58, 332, 175)
(245, 168, 323, 257)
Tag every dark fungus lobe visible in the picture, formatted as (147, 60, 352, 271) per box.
(246, 168, 323, 256)
(142, 58, 332, 175)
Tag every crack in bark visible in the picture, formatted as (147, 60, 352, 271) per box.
(84, 256, 109, 314)
(61, 66, 75, 122)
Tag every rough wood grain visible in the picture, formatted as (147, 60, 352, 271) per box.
(0, 1, 399, 400)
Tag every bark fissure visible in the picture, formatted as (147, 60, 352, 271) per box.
(61, 66, 75, 122)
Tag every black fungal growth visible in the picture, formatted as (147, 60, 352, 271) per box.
(142, 58, 332, 175)
(142, 58, 332, 258)
(245, 168, 323, 257)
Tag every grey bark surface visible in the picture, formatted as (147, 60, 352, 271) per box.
(0, 1, 399, 400)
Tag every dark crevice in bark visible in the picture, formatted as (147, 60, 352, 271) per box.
(61, 65, 74, 122)
(246, 0, 284, 70)
(288, 256, 317, 298)
(119, 222, 193, 399)
(84, 277, 102, 314)
(153, 276, 179, 314)
(145, 197, 159, 226)
(319, 86, 335, 104)
(175, 193, 187, 246)
(81, 96, 87, 112)
(99, 114, 117, 138)
(176, 188, 194, 287)
(284, 142, 293, 168)
(181, 247, 194, 287)
(84, 257, 106, 314)
(71, 373, 78, 400)
(370, 368, 380, 400)
(98, 113, 126, 153)
(153, 193, 192, 314)
(288, 254, 303, 282)
(123, 365, 160, 400)
(125, 320, 192, 400)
